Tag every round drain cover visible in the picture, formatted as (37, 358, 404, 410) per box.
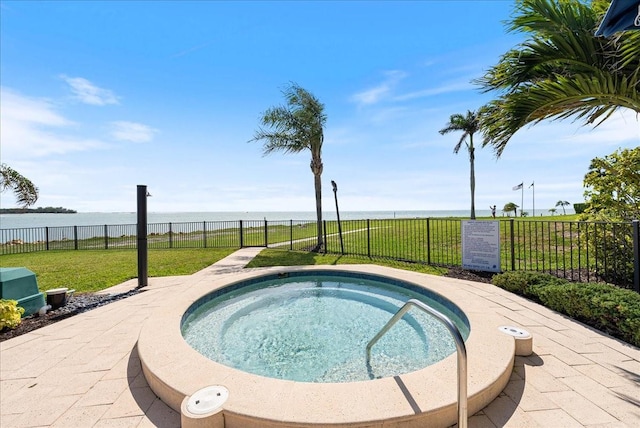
(498, 326, 531, 338)
(186, 385, 229, 415)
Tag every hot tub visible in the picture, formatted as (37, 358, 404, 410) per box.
(138, 265, 515, 427)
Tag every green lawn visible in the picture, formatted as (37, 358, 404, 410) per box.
(2, 213, 610, 293)
(0, 247, 448, 294)
(246, 248, 448, 275)
(0, 248, 236, 293)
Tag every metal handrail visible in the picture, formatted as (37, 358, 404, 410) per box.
(366, 298, 467, 428)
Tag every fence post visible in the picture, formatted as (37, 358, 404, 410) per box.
(426, 218, 431, 265)
(169, 222, 173, 248)
(367, 219, 371, 258)
(290, 220, 293, 250)
(633, 220, 639, 293)
(264, 219, 268, 247)
(323, 220, 328, 254)
(239, 220, 244, 248)
(510, 219, 515, 271)
(74, 226, 78, 250)
(203, 221, 207, 248)
(46, 227, 50, 251)
(104, 225, 109, 249)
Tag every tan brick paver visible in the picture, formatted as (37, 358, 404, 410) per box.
(2, 248, 639, 428)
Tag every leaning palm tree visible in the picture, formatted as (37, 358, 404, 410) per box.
(250, 83, 327, 251)
(439, 110, 481, 219)
(556, 200, 570, 215)
(0, 163, 39, 208)
(503, 202, 519, 218)
(477, 0, 640, 156)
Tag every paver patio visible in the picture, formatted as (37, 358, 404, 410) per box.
(1, 248, 638, 427)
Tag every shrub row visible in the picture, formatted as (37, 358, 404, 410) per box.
(491, 271, 640, 347)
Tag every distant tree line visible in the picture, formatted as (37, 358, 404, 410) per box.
(0, 206, 77, 214)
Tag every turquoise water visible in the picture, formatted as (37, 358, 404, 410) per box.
(0, 209, 496, 229)
(181, 274, 469, 383)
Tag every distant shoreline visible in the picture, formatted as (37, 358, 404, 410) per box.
(0, 207, 77, 214)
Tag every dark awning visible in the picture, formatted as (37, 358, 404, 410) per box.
(595, 0, 640, 37)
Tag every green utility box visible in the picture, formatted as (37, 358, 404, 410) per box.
(0, 268, 46, 317)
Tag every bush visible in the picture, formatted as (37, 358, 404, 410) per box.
(535, 283, 640, 346)
(491, 271, 567, 297)
(573, 203, 586, 214)
(492, 272, 640, 347)
(0, 299, 25, 330)
(577, 220, 636, 289)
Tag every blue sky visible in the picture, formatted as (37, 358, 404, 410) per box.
(1, 1, 638, 214)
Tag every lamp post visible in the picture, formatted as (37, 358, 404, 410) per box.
(137, 185, 150, 288)
(331, 180, 344, 254)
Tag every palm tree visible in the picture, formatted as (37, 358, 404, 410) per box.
(250, 83, 326, 251)
(0, 164, 39, 208)
(439, 110, 481, 219)
(548, 208, 557, 215)
(556, 200, 570, 215)
(477, 0, 640, 156)
(503, 202, 519, 217)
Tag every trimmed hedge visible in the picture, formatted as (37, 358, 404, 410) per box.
(573, 202, 587, 214)
(491, 271, 640, 347)
(491, 271, 567, 297)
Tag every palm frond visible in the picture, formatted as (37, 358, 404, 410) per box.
(249, 83, 326, 158)
(439, 111, 480, 155)
(477, 0, 640, 157)
(0, 164, 39, 207)
(482, 70, 639, 156)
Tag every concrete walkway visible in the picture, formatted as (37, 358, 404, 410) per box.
(1, 248, 639, 427)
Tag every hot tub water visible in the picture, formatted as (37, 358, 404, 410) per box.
(181, 274, 469, 383)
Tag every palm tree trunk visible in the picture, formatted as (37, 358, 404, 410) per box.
(313, 172, 323, 251)
(311, 154, 324, 251)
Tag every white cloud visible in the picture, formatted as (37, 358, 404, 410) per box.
(171, 40, 216, 58)
(1, 87, 70, 127)
(0, 87, 107, 159)
(557, 109, 639, 146)
(492, 110, 640, 162)
(394, 80, 472, 102)
(350, 70, 407, 106)
(110, 121, 159, 143)
(351, 85, 388, 106)
(60, 75, 119, 106)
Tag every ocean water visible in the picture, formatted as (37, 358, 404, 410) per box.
(0, 210, 488, 230)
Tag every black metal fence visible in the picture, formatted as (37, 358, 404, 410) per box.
(2, 217, 638, 291)
(321, 218, 639, 291)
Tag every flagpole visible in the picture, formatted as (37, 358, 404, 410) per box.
(531, 181, 535, 217)
(512, 182, 524, 217)
(521, 181, 524, 217)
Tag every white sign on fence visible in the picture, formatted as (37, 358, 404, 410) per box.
(461, 220, 501, 272)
